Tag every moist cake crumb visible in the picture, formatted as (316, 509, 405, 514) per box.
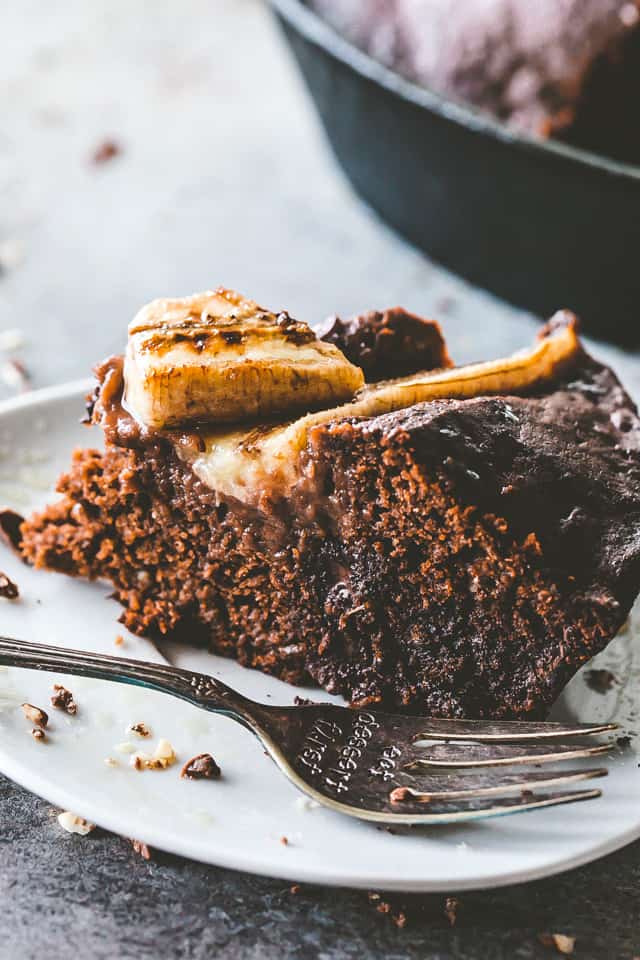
(0, 571, 19, 599)
(585, 669, 617, 692)
(180, 753, 221, 780)
(0, 508, 24, 553)
(51, 684, 77, 715)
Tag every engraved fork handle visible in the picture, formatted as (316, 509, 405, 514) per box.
(0, 636, 260, 731)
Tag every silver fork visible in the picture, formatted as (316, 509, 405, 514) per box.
(0, 637, 616, 825)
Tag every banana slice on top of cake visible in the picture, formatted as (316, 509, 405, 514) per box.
(18, 288, 640, 721)
(124, 288, 364, 428)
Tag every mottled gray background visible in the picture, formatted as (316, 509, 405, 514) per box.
(0, 2, 639, 957)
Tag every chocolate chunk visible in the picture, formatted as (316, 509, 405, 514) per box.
(0, 571, 19, 599)
(0, 508, 24, 553)
(318, 307, 452, 381)
(180, 752, 221, 780)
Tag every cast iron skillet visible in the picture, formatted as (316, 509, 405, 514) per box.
(270, 0, 640, 344)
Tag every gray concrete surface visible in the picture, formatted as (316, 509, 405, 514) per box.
(1, 1, 639, 957)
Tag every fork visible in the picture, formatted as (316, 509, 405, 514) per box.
(0, 636, 616, 825)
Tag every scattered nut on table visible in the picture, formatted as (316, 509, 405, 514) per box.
(57, 812, 95, 836)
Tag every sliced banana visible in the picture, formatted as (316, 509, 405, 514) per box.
(123, 288, 364, 429)
(186, 312, 582, 504)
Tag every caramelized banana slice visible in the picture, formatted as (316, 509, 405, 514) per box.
(187, 312, 582, 503)
(124, 289, 364, 429)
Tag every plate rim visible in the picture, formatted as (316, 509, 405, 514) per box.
(0, 379, 639, 892)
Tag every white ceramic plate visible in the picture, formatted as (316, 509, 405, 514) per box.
(0, 382, 638, 892)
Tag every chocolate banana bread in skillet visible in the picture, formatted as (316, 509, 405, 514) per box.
(310, 0, 640, 163)
(19, 290, 640, 719)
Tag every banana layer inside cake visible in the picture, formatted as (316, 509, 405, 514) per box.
(182, 311, 582, 505)
(122, 287, 582, 506)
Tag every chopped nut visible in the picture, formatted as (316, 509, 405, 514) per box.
(389, 786, 413, 803)
(0, 508, 24, 553)
(538, 933, 576, 955)
(114, 634, 124, 647)
(154, 738, 176, 766)
(0, 571, 19, 599)
(21, 703, 48, 728)
(91, 138, 121, 165)
(51, 683, 77, 715)
(128, 721, 151, 738)
(280, 835, 289, 846)
(180, 752, 221, 780)
(130, 738, 177, 771)
(290, 884, 301, 895)
(392, 911, 407, 929)
(131, 838, 153, 860)
(444, 896, 459, 927)
(57, 811, 95, 835)
(31, 728, 45, 741)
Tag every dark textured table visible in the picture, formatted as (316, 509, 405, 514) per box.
(1, 2, 639, 957)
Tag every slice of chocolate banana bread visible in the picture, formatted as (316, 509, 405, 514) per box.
(19, 297, 640, 719)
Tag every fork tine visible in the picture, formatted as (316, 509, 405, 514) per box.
(391, 766, 607, 802)
(370, 788, 603, 824)
(409, 718, 618, 742)
(406, 741, 612, 769)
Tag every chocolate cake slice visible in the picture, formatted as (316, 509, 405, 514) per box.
(20, 293, 640, 719)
